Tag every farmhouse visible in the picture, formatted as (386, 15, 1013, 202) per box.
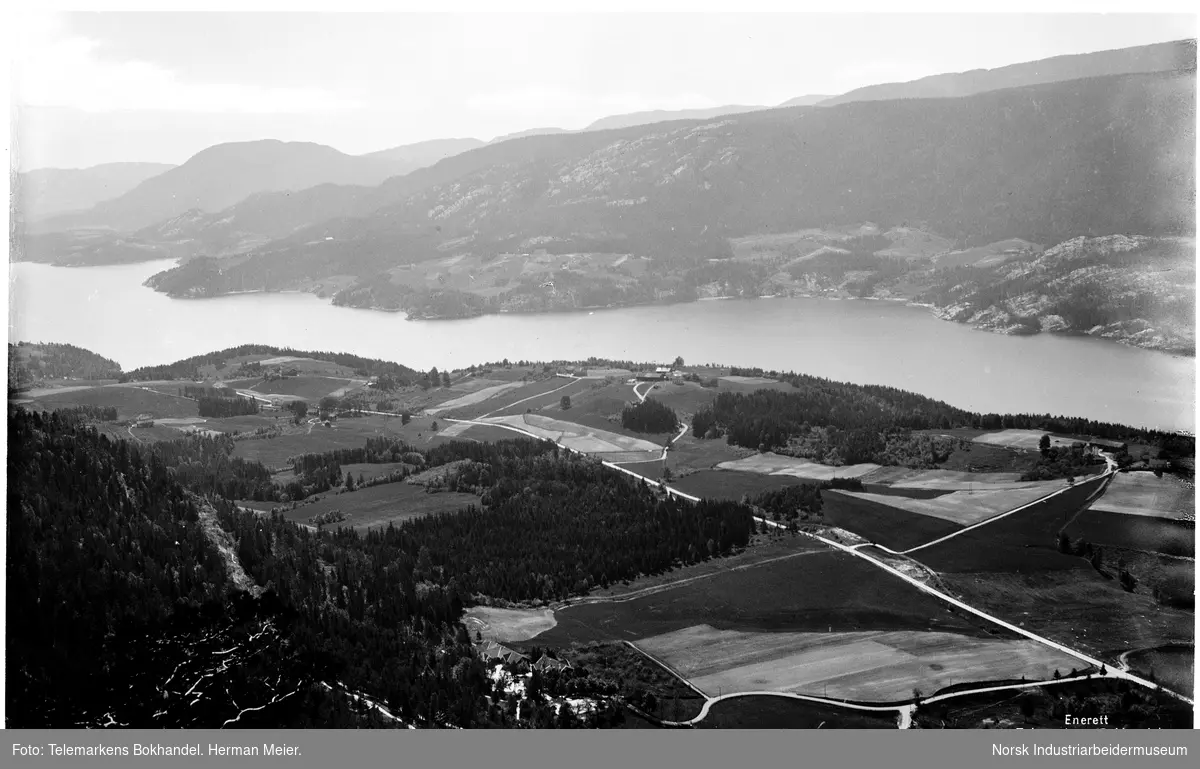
(1086, 437, 1128, 452)
(636, 368, 671, 382)
(476, 641, 529, 669)
(532, 656, 572, 674)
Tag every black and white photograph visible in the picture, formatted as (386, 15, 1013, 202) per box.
(3, 6, 1197, 757)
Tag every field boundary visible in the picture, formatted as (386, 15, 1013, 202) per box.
(895, 456, 1117, 556)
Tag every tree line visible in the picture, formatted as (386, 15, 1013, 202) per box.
(690, 376, 1194, 461)
(123, 345, 419, 383)
(621, 398, 679, 434)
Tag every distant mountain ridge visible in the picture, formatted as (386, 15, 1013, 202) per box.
(584, 105, 768, 131)
(14, 162, 176, 219)
(139, 72, 1195, 333)
(819, 38, 1196, 106)
(14, 40, 1195, 270)
(360, 137, 486, 166)
(27, 140, 415, 234)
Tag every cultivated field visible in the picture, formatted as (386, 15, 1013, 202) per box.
(424, 381, 527, 414)
(822, 491, 962, 551)
(525, 550, 990, 649)
(24, 384, 199, 419)
(859, 467, 1029, 489)
(1089, 471, 1194, 520)
(462, 607, 558, 643)
(278, 482, 478, 530)
(971, 430, 1078, 451)
(232, 414, 456, 469)
(1124, 645, 1194, 698)
(835, 481, 1063, 526)
(481, 413, 662, 456)
(696, 696, 897, 729)
(447, 377, 584, 419)
(337, 461, 413, 484)
(668, 470, 812, 500)
(716, 452, 880, 480)
(719, 376, 779, 385)
(636, 626, 1080, 701)
(942, 569, 1196, 667)
(1064, 510, 1195, 558)
(916, 475, 1108, 572)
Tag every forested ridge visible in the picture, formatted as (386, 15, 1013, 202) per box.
(8, 342, 124, 390)
(691, 374, 1195, 463)
(123, 344, 419, 383)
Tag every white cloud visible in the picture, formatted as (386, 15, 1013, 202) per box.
(10, 13, 363, 114)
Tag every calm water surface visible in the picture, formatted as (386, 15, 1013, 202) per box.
(8, 259, 1195, 432)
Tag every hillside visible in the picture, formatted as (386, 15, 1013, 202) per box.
(8, 342, 124, 391)
(24, 140, 413, 235)
(360, 137, 485, 166)
(584, 105, 766, 131)
(13, 162, 174, 220)
(820, 38, 1195, 106)
(777, 95, 833, 108)
(139, 72, 1195, 342)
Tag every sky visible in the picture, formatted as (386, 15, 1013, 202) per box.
(8, 11, 1197, 170)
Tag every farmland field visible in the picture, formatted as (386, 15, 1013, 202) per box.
(337, 461, 413, 484)
(523, 550, 991, 649)
(834, 481, 1063, 526)
(424, 380, 527, 414)
(232, 414, 459, 468)
(915, 475, 1108, 572)
(822, 490, 962, 551)
(860, 467, 1030, 489)
(463, 607, 558, 644)
(1124, 645, 1194, 698)
(636, 625, 1080, 701)
(669, 470, 812, 500)
(229, 375, 361, 400)
(24, 384, 199, 419)
(1089, 471, 1194, 520)
(481, 413, 662, 456)
(696, 696, 898, 729)
(448, 377, 582, 419)
(971, 430, 1078, 451)
(941, 569, 1196, 667)
(278, 482, 478, 530)
(716, 453, 880, 480)
(1065, 510, 1195, 558)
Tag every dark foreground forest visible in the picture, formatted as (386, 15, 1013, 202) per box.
(5, 408, 755, 728)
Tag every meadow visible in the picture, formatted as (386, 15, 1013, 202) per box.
(821, 490, 962, 551)
(941, 569, 1195, 668)
(834, 481, 1063, 526)
(915, 475, 1109, 572)
(636, 626, 1080, 702)
(523, 550, 990, 649)
(695, 696, 898, 729)
(1124, 645, 1194, 698)
(24, 384, 199, 419)
(1065, 510, 1195, 558)
(1089, 471, 1194, 520)
(277, 482, 479, 531)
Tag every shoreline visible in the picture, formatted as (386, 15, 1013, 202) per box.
(143, 281, 1196, 358)
(22, 255, 1194, 359)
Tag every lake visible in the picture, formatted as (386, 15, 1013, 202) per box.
(8, 259, 1195, 432)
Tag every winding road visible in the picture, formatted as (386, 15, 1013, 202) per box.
(432, 398, 1190, 723)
